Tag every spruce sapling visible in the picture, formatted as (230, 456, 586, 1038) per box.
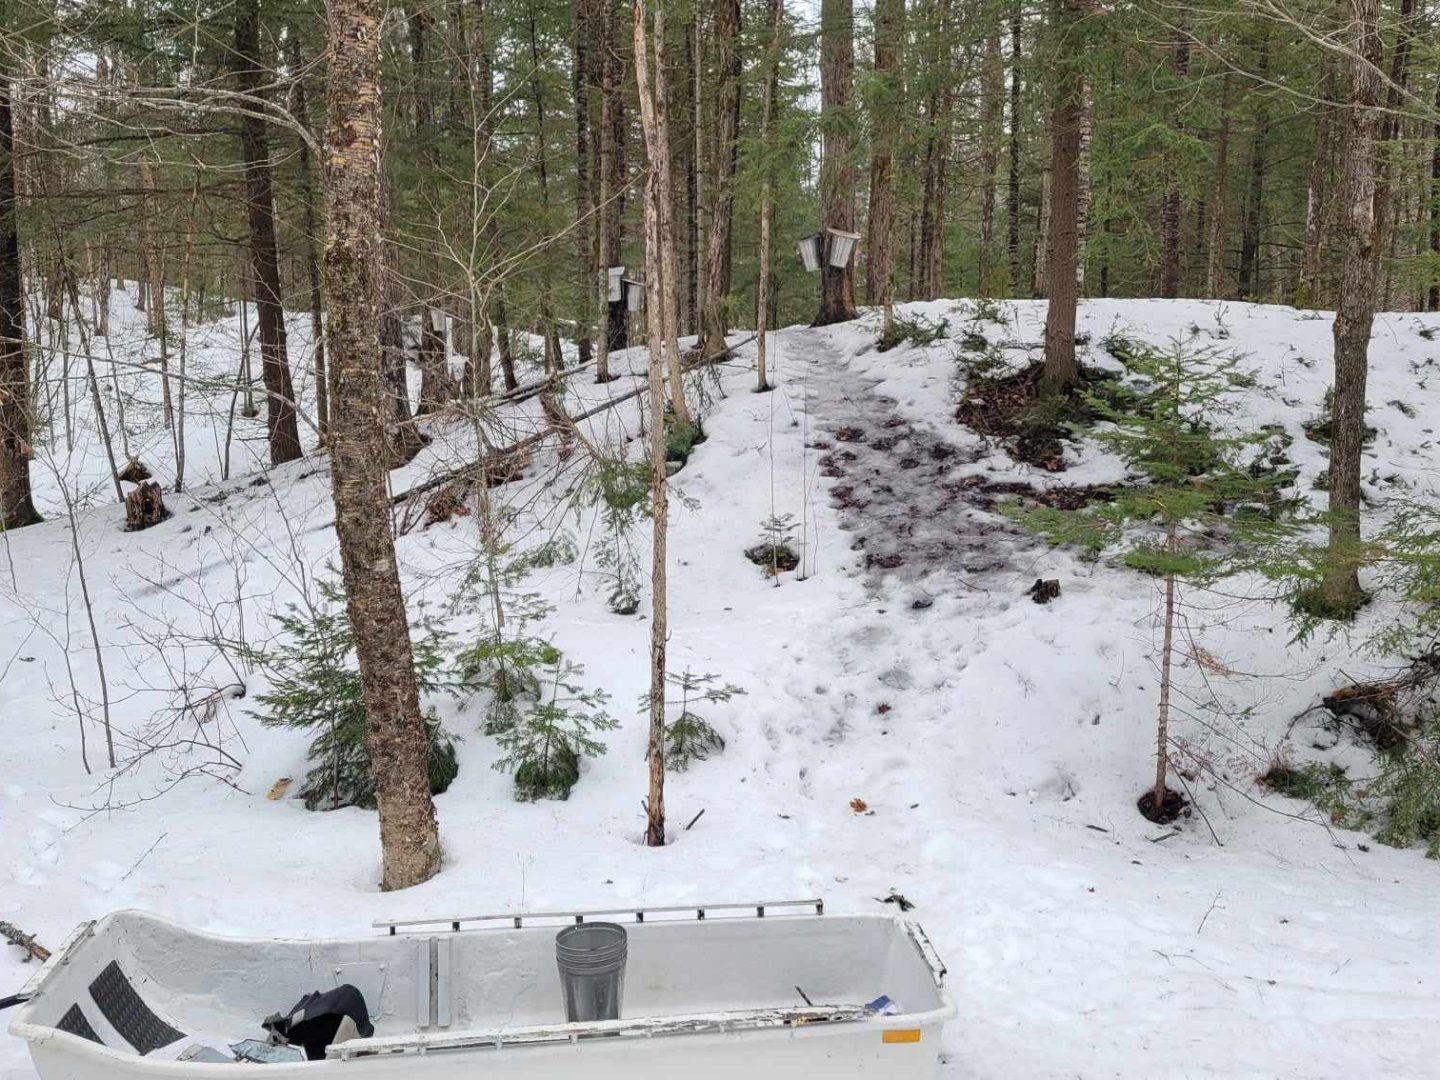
(1008, 338, 1296, 821)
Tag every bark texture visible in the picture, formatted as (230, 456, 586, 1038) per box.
(1205, 70, 1231, 298)
(1321, 0, 1383, 614)
(702, 0, 740, 355)
(1007, 1, 1023, 297)
(755, 0, 782, 390)
(633, 0, 670, 849)
(1158, 14, 1190, 299)
(1296, 47, 1338, 308)
(1236, 35, 1270, 301)
(289, 34, 329, 436)
(866, 0, 904, 314)
(322, 0, 442, 890)
(236, 0, 303, 466)
(815, 0, 857, 325)
(978, 28, 1003, 294)
(1041, 0, 1086, 391)
(0, 53, 39, 529)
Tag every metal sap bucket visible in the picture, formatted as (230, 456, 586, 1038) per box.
(555, 923, 627, 1022)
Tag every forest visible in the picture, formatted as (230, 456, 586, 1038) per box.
(2, 0, 1440, 1074)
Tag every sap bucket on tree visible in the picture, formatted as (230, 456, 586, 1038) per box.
(797, 233, 822, 273)
(825, 228, 860, 268)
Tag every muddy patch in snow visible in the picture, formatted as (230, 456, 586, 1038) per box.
(814, 384, 1027, 594)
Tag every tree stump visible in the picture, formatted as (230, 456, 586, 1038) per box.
(1027, 578, 1062, 604)
(124, 481, 170, 531)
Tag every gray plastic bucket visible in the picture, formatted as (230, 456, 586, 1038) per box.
(555, 923, 627, 1022)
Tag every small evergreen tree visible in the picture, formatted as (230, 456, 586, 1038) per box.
(495, 656, 617, 800)
(455, 592, 564, 734)
(247, 581, 463, 811)
(581, 456, 651, 614)
(638, 668, 746, 770)
(745, 513, 800, 576)
(1274, 504, 1440, 857)
(1009, 339, 1296, 821)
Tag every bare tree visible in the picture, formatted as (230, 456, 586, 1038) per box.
(322, 0, 442, 890)
(633, 0, 671, 848)
(0, 46, 40, 529)
(235, 0, 303, 466)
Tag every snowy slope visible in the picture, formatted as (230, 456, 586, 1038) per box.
(2, 295, 1438, 1078)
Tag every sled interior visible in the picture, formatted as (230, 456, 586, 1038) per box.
(12, 908, 948, 1059)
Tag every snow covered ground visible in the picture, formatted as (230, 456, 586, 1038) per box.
(3, 291, 1439, 1078)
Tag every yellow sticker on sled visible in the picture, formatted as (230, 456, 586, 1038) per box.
(882, 1029, 922, 1044)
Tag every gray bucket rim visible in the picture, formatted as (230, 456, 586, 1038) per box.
(556, 923, 627, 968)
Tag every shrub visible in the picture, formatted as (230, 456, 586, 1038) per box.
(639, 669, 745, 770)
(745, 513, 800, 576)
(495, 657, 616, 800)
(246, 581, 464, 811)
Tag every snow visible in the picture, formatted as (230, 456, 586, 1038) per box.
(3, 289, 1440, 1078)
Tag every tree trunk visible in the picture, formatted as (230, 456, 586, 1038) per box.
(525, 5, 561, 375)
(633, 0, 670, 849)
(866, 0, 904, 319)
(693, 9, 707, 337)
(289, 34, 329, 437)
(1076, 82, 1093, 293)
(1431, 72, 1439, 312)
(1296, 48, 1339, 309)
(409, 1, 454, 413)
(322, 0, 442, 891)
(1236, 35, 1270, 301)
(1321, 0, 1383, 615)
(378, 146, 415, 423)
(1033, 166, 1051, 297)
(1159, 13, 1190, 299)
(1040, 0, 1086, 392)
(978, 27, 1003, 295)
(651, 8, 690, 425)
(814, 0, 857, 325)
(601, 0, 628, 357)
(918, 0, 953, 301)
(1007, 0, 1023, 297)
(466, 0, 500, 395)
(574, 0, 595, 366)
(676, 24, 697, 336)
(755, 0, 782, 392)
(236, 0, 303, 466)
(701, 0, 740, 356)
(1205, 69, 1232, 298)
(1372, 0, 1417, 296)
(594, 0, 617, 380)
(1154, 545, 1176, 808)
(0, 53, 39, 529)
(139, 155, 166, 341)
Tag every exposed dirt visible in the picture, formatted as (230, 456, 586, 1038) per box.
(799, 342, 1028, 595)
(954, 364, 1069, 471)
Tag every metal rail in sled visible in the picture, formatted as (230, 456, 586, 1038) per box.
(375, 898, 825, 935)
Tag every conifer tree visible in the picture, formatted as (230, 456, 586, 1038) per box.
(1011, 339, 1296, 820)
